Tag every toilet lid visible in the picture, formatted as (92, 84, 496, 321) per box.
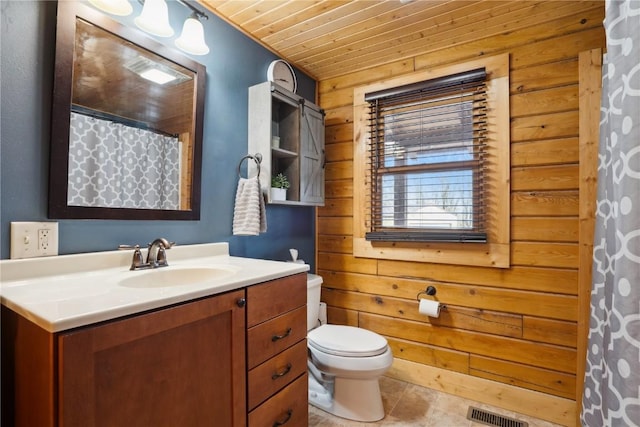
(308, 325, 388, 357)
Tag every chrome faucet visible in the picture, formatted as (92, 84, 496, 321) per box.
(146, 238, 173, 268)
(120, 239, 174, 270)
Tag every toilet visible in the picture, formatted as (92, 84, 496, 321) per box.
(306, 274, 393, 422)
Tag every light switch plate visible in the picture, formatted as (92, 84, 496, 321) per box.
(10, 222, 59, 259)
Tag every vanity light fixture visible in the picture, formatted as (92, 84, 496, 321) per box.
(88, 0, 133, 16)
(175, 12, 209, 55)
(88, 0, 211, 56)
(134, 0, 174, 37)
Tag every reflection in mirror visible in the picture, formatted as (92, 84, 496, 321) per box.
(49, 1, 206, 220)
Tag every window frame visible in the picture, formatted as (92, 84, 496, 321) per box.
(365, 69, 488, 242)
(352, 54, 510, 268)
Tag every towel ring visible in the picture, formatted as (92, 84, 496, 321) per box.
(237, 153, 262, 179)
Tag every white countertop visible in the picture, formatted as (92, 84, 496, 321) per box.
(0, 243, 309, 333)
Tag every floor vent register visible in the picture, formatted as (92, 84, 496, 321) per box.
(467, 406, 529, 427)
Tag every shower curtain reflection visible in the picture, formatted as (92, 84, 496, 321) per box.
(68, 112, 181, 210)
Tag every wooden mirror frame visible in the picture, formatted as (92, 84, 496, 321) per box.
(49, 1, 205, 220)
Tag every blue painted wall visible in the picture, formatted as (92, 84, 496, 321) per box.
(0, 1, 316, 269)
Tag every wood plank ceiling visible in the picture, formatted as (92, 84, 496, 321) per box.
(200, 0, 600, 81)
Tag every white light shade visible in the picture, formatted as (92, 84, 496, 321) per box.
(88, 0, 133, 16)
(175, 17, 210, 56)
(135, 0, 174, 38)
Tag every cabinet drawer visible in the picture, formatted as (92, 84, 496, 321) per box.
(248, 305, 306, 368)
(247, 273, 306, 327)
(248, 373, 308, 427)
(248, 340, 307, 410)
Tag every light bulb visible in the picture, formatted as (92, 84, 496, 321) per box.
(135, 0, 174, 38)
(175, 16, 210, 56)
(88, 0, 133, 16)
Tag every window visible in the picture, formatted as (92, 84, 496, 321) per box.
(365, 69, 488, 243)
(352, 54, 510, 268)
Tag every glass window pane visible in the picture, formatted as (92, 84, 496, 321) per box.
(381, 170, 474, 230)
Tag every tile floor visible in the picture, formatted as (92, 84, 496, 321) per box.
(308, 376, 564, 427)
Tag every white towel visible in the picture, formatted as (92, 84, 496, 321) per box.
(233, 176, 267, 236)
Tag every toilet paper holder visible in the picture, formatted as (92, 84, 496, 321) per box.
(416, 285, 447, 309)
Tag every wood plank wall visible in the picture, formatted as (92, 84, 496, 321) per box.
(316, 2, 604, 423)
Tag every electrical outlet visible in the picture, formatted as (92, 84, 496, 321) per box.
(10, 222, 59, 259)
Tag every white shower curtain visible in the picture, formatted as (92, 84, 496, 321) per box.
(68, 112, 181, 210)
(581, 1, 640, 426)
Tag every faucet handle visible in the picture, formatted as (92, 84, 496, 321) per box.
(127, 245, 146, 270)
(156, 246, 169, 267)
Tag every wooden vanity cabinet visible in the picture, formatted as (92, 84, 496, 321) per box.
(246, 273, 308, 427)
(2, 273, 310, 427)
(2, 289, 247, 427)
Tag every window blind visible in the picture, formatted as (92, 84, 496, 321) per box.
(364, 68, 488, 243)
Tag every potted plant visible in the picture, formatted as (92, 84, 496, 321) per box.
(271, 173, 290, 201)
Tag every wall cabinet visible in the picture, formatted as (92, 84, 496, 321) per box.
(248, 82, 325, 206)
(1, 273, 308, 427)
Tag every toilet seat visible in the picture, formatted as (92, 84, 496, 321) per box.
(308, 324, 388, 357)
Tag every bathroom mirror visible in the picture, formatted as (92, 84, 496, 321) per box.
(49, 1, 205, 220)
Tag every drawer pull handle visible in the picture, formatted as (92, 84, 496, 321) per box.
(271, 328, 292, 342)
(271, 363, 292, 380)
(272, 409, 293, 427)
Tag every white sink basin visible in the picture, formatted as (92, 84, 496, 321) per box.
(118, 266, 237, 289)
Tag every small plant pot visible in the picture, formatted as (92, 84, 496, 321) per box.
(271, 187, 287, 201)
(271, 136, 280, 148)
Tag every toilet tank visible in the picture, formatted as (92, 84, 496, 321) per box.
(307, 274, 323, 331)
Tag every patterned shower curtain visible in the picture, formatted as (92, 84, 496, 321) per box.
(581, 1, 640, 426)
(68, 112, 181, 210)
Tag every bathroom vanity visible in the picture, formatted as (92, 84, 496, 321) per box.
(0, 243, 308, 427)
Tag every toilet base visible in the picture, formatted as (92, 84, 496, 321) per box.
(309, 374, 385, 422)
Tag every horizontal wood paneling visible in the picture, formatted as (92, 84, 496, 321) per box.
(511, 242, 579, 269)
(511, 85, 579, 118)
(323, 141, 353, 162)
(511, 217, 579, 243)
(511, 191, 579, 216)
(323, 282, 577, 322)
(413, 8, 603, 72)
(387, 337, 469, 375)
(511, 165, 579, 191)
(324, 179, 353, 199)
(511, 138, 579, 167)
(511, 111, 579, 142)
(469, 355, 576, 399)
(324, 160, 353, 181)
(325, 122, 353, 143)
(317, 235, 351, 254)
(317, 217, 352, 236)
(310, 1, 604, 420)
(317, 198, 353, 217)
(510, 59, 579, 94)
(523, 317, 578, 348)
(322, 288, 524, 336)
(197, 2, 605, 416)
(317, 268, 577, 297)
(360, 313, 577, 374)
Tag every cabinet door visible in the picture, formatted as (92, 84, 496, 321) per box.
(300, 104, 325, 205)
(58, 290, 247, 427)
